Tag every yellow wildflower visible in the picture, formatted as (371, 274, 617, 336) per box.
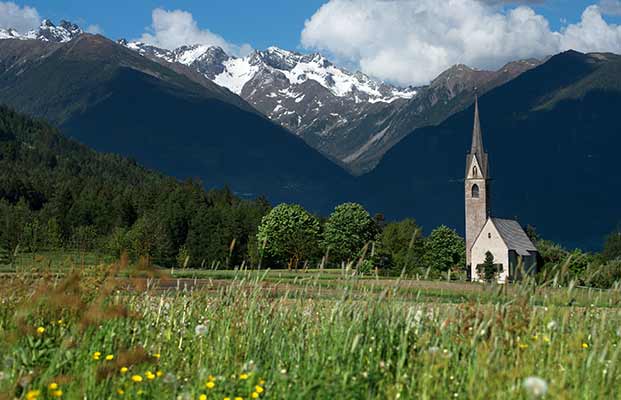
(582, 343, 589, 349)
(153, 353, 161, 359)
(93, 352, 101, 361)
(208, 375, 216, 382)
(259, 379, 265, 385)
(117, 389, 125, 395)
(543, 336, 551, 343)
(224, 398, 231, 400)
(131, 375, 143, 383)
(51, 390, 63, 398)
(156, 370, 164, 377)
(48, 382, 59, 390)
(251, 392, 259, 399)
(26, 390, 41, 400)
(57, 319, 64, 325)
(145, 371, 156, 380)
(519, 343, 529, 349)
(36, 326, 45, 335)
(239, 373, 249, 380)
(255, 386, 264, 394)
(106, 354, 114, 361)
(120, 367, 129, 374)
(235, 397, 244, 400)
(199, 395, 207, 400)
(206, 381, 216, 389)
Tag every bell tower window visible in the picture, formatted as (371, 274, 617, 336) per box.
(472, 184, 480, 198)
(473, 165, 478, 177)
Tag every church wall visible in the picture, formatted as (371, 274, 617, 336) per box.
(465, 177, 489, 265)
(471, 220, 509, 283)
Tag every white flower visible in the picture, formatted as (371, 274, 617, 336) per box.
(194, 324, 208, 336)
(428, 346, 440, 355)
(522, 376, 548, 398)
(547, 320, 558, 331)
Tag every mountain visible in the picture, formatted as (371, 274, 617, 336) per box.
(124, 40, 539, 174)
(358, 50, 621, 250)
(0, 19, 82, 43)
(0, 34, 351, 212)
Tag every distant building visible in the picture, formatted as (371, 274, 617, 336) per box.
(465, 98, 538, 283)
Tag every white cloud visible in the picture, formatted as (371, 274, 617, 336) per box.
(138, 8, 252, 56)
(86, 24, 103, 35)
(301, 0, 621, 86)
(0, 1, 40, 33)
(598, 0, 621, 16)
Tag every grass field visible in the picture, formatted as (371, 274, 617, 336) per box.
(0, 253, 620, 399)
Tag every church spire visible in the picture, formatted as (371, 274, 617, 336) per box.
(468, 95, 488, 177)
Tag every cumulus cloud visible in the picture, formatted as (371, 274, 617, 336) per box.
(301, 0, 621, 86)
(0, 1, 40, 33)
(138, 8, 252, 56)
(598, 0, 621, 16)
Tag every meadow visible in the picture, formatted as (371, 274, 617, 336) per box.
(0, 253, 620, 399)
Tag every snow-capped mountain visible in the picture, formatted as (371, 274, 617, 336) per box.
(0, 19, 82, 43)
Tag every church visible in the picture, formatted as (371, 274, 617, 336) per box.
(465, 98, 538, 283)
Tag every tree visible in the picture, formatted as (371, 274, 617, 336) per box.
(603, 229, 621, 261)
(477, 251, 498, 282)
(380, 219, 424, 273)
(423, 226, 465, 272)
(322, 203, 377, 264)
(257, 204, 320, 269)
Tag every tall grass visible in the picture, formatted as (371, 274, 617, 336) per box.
(0, 260, 620, 399)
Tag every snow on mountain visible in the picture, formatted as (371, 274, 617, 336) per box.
(0, 19, 83, 43)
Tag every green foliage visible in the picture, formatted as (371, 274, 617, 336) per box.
(322, 203, 377, 264)
(477, 251, 499, 282)
(380, 219, 424, 273)
(423, 225, 465, 272)
(603, 230, 621, 262)
(257, 204, 320, 268)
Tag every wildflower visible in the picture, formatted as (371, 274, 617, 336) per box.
(57, 319, 64, 325)
(156, 370, 164, 377)
(106, 354, 114, 361)
(48, 383, 59, 390)
(255, 386, 264, 394)
(208, 375, 216, 382)
(522, 376, 548, 398)
(235, 397, 244, 400)
(428, 346, 440, 355)
(543, 336, 551, 343)
(582, 343, 589, 349)
(195, 324, 208, 336)
(92, 352, 101, 361)
(206, 381, 216, 389)
(251, 393, 259, 399)
(224, 398, 231, 400)
(547, 321, 558, 330)
(36, 327, 45, 335)
(26, 390, 41, 400)
(120, 367, 129, 374)
(259, 379, 266, 385)
(199, 395, 207, 400)
(51, 390, 63, 397)
(519, 343, 529, 349)
(117, 389, 125, 395)
(131, 375, 143, 383)
(145, 371, 156, 380)
(532, 335, 539, 341)
(153, 353, 161, 359)
(239, 373, 249, 380)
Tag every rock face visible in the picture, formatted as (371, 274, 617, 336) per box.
(0, 19, 83, 43)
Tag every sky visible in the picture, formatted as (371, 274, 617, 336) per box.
(2, 0, 621, 86)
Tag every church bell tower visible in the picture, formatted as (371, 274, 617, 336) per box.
(465, 97, 490, 268)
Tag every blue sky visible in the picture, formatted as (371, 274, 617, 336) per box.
(3, 0, 621, 85)
(9, 0, 620, 50)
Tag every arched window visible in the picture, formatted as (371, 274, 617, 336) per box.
(473, 166, 478, 177)
(472, 184, 480, 198)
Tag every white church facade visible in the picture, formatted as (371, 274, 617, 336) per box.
(465, 98, 538, 283)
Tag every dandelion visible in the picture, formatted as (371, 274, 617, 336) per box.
(259, 379, 266, 385)
(234, 397, 244, 400)
(51, 390, 63, 398)
(117, 389, 125, 395)
(519, 343, 529, 349)
(195, 324, 208, 336)
(48, 383, 59, 390)
(36, 327, 45, 335)
(251, 393, 259, 399)
(120, 367, 128, 374)
(57, 319, 64, 325)
(208, 375, 216, 382)
(206, 381, 216, 389)
(26, 390, 41, 400)
(255, 386, 264, 394)
(199, 395, 207, 400)
(92, 352, 101, 361)
(522, 376, 548, 398)
(131, 374, 143, 383)
(153, 353, 161, 359)
(105, 354, 114, 361)
(582, 343, 589, 349)
(145, 371, 156, 380)
(156, 370, 164, 377)
(543, 336, 551, 343)
(239, 373, 249, 380)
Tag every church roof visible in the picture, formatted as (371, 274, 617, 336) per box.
(466, 97, 489, 177)
(491, 218, 538, 256)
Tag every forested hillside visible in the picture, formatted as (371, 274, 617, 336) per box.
(0, 105, 270, 266)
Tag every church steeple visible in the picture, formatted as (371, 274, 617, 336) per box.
(465, 96, 491, 270)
